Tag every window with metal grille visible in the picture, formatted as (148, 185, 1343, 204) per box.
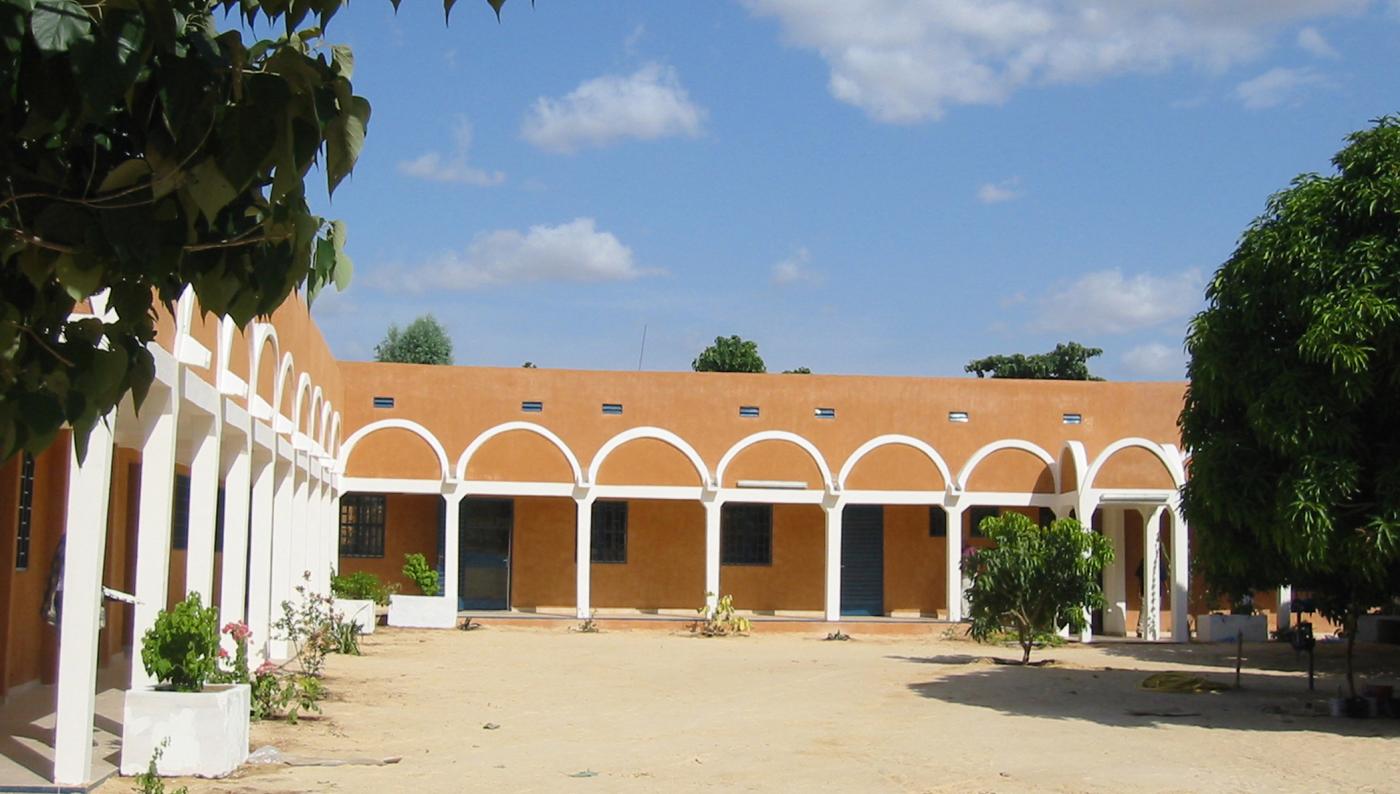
(602, 403, 623, 415)
(590, 501, 627, 563)
(339, 493, 386, 558)
(15, 453, 35, 570)
(968, 506, 998, 538)
(1062, 412, 1082, 424)
(1038, 507, 1055, 529)
(522, 400, 543, 413)
(372, 396, 395, 408)
(814, 407, 836, 419)
(721, 503, 772, 565)
(928, 506, 947, 537)
(738, 405, 760, 418)
(171, 474, 191, 550)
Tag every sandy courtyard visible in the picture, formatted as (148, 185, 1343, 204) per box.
(99, 625, 1400, 793)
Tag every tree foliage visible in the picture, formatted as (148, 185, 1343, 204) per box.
(965, 342, 1104, 380)
(692, 335, 765, 373)
(374, 314, 453, 365)
(782, 366, 811, 374)
(962, 512, 1113, 664)
(0, 0, 515, 462)
(1180, 116, 1400, 694)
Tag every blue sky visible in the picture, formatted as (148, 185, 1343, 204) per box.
(294, 0, 1400, 380)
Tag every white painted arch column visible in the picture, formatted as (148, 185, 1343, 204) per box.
(574, 491, 594, 619)
(822, 496, 845, 622)
(944, 502, 964, 622)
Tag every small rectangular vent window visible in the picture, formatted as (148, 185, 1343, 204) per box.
(814, 407, 836, 419)
(739, 405, 760, 418)
(522, 400, 543, 413)
(1062, 413, 1083, 425)
(602, 403, 623, 415)
(372, 396, 395, 409)
(948, 411, 970, 423)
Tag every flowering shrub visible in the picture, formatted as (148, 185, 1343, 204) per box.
(140, 593, 220, 692)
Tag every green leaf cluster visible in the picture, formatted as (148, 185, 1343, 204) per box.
(965, 342, 1104, 380)
(330, 569, 394, 605)
(402, 551, 440, 596)
(1180, 116, 1400, 658)
(373, 314, 454, 365)
(140, 592, 220, 692)
(692, 335, 765, 373)
(961, 512, 1113, 664)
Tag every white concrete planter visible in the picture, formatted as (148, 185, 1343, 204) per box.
(388, 594, 457, 628)
(120, 683, 250, 777)
(1356, 615, 1400, 644)
(336, 598, 377, 635)
(1196, 613, 1268, 643)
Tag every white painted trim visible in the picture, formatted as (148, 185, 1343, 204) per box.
(455, 421, 583, 485)
(714, 430, 834, 490)
(463, 480, 576, 498)
(272, 352, 295, 426)
(586, 426, 711, 487)
(589, 484, 705, 501)
(1059, 440, 1088, 495)
(181, 368, 220, 416)
(840, 489, 947, 505)
(339, 476, 451, 495)
(955, 491, 1057, 507)
(291, 372, 312, 436)
(328, 412, 342, 459)
(248, 323, 279, 413)
(1083, 437, 1184, 491)
(837, 434, 954, 492)
(954, 438, 1057, 493)
(714, 487, 824, 505)
(318, 399, 333, 451)
(339, 419, 452, 482)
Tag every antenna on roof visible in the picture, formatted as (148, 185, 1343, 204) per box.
(636, 324, 648, 370)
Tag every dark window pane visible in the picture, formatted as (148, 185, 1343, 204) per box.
(969, 506, 998, 538)
(339, 493, 386, 557)
(721, 503, 772, 565)
(591, 501, 627, 563)
(171, 474, 191, 550)
(928, 506, 947, 537)
(15, 453, 35, 570)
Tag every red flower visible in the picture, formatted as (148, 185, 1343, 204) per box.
(218, 647, 229, 659)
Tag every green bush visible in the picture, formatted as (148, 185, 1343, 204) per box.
(141, 593, 220, 692)
(330, 570, 394, 605)
(402, 552, 441, 596)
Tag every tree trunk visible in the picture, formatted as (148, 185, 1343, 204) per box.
(1021, 636, 1032, 665)
(1345, 609, 1357, 700)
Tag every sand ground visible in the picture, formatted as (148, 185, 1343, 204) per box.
(100, 625, 1400, 793)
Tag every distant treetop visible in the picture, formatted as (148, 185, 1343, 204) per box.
(965, 342, 1104, 380)
(692, 335, 766, 373)
(374, 315, 454, 366)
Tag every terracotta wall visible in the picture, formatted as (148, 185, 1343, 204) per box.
(883, 506, 946, 616)
(720, 504, 825, 612)
(590, 501, 705, 611)
(336, 493, 441, 594)
(1, 436, 71, 689)
(511, 497, 575, 609)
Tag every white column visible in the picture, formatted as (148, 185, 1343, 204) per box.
(304, 471, 321, 593)
(53, 417, 116, 786)
(327, 480, 340, 579)
(1277, 585, 1293, 635)
(703, 498, 721, 611)
(267, 452, 294, 659)
(184, 412, 220, 600)
(574, 494, 593, 619)
(245, 451, 275, 662)
(823, 499, 844, 622)
(1141, 506, 1164, 641)
(130, 388, 178, 689)
(944, 504, 964, 622)
(1102, 507, 1128, 636)
(217, 442, 252, 649)
(1077, 496, 1097, 644)
(1169, 499, 1190, 643)
(444, 492, 462, 611)
(292, 454, 310, 587)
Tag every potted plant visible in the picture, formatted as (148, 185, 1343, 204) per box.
(330, 570, 394, 635)
(388, 552, 456, 628)
(120, 593, 250, 777)
(1196, 587, 1268, 643)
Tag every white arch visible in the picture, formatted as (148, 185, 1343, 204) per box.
(248, 323, 280, 407)
(1083, 437, 1185, 491)
(272, 352, 295, 419)
(338, 419, 452, 481)
(329, 412, 342, 459)
(955, 439, 1057, 493)
(837, 434, 954, 491)
(290, 373, 312, 433)
(587, 426, 711, 487)
(307, 386, 324, 442)
(714, 430, 834, 491)
(175, 286, 196, 335)
(1058, 440, 1088, 493)
(216, 316, 241, 394)
(455, 421, 584, 486)
(318, 400, 334, 451)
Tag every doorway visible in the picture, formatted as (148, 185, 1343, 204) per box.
(841, 505, 884, 616)
(459, 498, 512, 610)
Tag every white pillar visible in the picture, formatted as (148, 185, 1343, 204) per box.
(304, 471, 320, 593)
(944, 504, 964, 622)
(703, 498, 721, 611)
(823, 499, 844, 622)
(327, 480, 340, 579)
(574, 494, 593, 618)
(292, 454, 309, 587)
(1141, 506, 1164, 641)
(52, 417, 116, 786)
(267, 452, 294, 659)
(245, 450, 275, 662)
(1277, 585, 1293, 635)
(444, 492, 462, 611)
(1102, 507, 1128, 636)
(1077, 496, 1097, 644)
(130, 388, 178, 689)
(217, 442, 251, 648)
(1169, 499, 1190, 643)
(184, 413, 220, 600)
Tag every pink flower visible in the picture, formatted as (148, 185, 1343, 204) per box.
(221, 621, 252, 641)
(218, 647, 229, 659)
(256, 661, 278, 675)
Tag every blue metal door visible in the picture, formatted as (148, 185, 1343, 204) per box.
(460, 498, 512, 610)
(841, 505, 884, 616)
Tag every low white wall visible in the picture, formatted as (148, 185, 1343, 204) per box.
(388, 594, 457, 629)
(1356, 615, 1400, 644)
(1196, 614, 1269, 642)
(120, 683, 250, 777)
(337, 599, 377, 635)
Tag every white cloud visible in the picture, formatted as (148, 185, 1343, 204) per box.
(741, 0, 1366, 122)
(1122, 342, 1187, 379)
(1032, 268, 1203, 335)
(1296, 26, 1340, 57)
(771, 247, 821, 285)
(521, 64, 705, 153)
(1235, 66, 1327, 108)
(397, 120, 505, 186)
(977, 177, 1024, 204)
(383, 219, 653, 291)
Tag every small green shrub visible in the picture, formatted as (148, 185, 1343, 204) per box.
(330, 571, 395, 606)
(693, 593, 751, 637)
(133, 738, 188, 794)
(141, 593, 220, 692)
(274, 574, 336, 676)
(402, 553, 441, 596)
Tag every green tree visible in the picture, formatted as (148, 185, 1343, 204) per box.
(374, 314, 453, 365)
(782, 366, 811, 374)
(965, 342, 1104, 380)
(962, 512, 1113, 664)
(692, 335, 765, 373)
(1180, 116, 1400, 697)
(0, 0, 514, 461)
